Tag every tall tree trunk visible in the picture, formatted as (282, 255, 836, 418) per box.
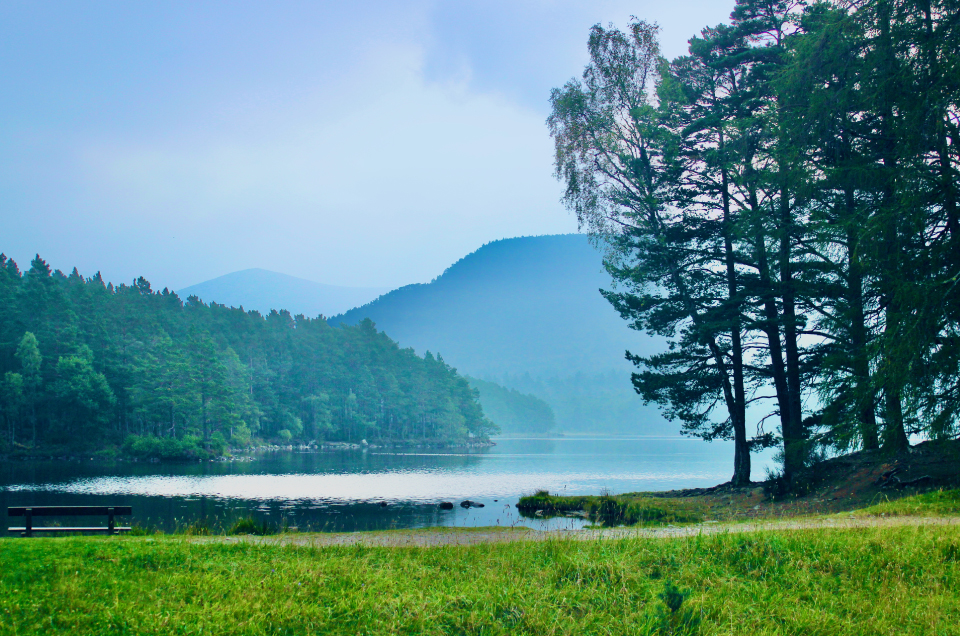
(720, 162, 750, 485)
(657, 217, 746, 485)
(845, 185, 879, 449)
(779, 185, 804, 449)
(747, 185, 794, 480)
(877, 0, 909, 453)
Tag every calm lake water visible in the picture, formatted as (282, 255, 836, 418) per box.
(1, 437, 776, 533)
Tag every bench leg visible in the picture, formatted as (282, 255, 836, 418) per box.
(24, 508, 32, 538)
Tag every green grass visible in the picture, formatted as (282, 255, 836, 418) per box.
(587, 495, 704, 527)
(2, 525, 959, 635)
(518, 490, 704, 527)
(857, 488, 960, 517)
(516, 490, 590, 515)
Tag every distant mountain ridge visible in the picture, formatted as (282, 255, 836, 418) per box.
(331, 234, 661, 378)
(330, 234, 669, 433)
(179, 236, 670, 433)
(178, 268, 390, 318)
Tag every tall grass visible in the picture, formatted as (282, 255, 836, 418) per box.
(518, 490, 705, 527)
(1, 524, 957, 634)
(857, 488, 960, 517)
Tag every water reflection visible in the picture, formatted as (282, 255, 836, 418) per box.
(1, 438, 774, 533)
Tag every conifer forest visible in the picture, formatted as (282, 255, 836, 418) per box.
(0, 255, 495, 457)
(549, 0, 960, 485)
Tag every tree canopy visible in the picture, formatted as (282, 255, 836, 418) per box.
(0, 255, 495, 457)
(550, 0, 960, 486)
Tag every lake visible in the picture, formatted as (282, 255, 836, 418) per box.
(1, 437, 776, 533)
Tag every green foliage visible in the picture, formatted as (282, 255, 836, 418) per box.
(0, 256, 494, 453)
(762, 462, 826, 501)
(549, 0, 960, 487)
(516, 490, 589, 515)
(467, 377, 555, 434)
(230, 423, 252, 447)
(15, 331, 42, 386)
(1, 525, 958, 634)
(652, 581, 700, 635)
(122, 434, 208, 460)
(208, 431, 228, 456)
(0, 371, 23, 446)
(332, 235, 672, 435)
(182, 519, 211, 536)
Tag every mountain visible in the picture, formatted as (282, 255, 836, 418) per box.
(178, 269, 390, 318)
(330, 234, 669, 433)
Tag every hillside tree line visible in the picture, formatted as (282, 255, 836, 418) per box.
(466, 376, 556, 435)
(0, 255, 495, 457)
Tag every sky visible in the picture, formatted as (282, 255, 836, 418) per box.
(1, 0, 735, 291)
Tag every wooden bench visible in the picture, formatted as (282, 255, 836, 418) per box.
(8, 506, 133, 537)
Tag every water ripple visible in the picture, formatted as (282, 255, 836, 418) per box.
(5, 468, 728, 503)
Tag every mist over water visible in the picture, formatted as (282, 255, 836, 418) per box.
(2, 438, 776, 533)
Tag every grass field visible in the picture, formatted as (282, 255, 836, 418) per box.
(856, 489, 960, 517)
(2, 514, 959, 634)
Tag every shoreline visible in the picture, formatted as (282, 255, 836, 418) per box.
(0, 438, 497, 463)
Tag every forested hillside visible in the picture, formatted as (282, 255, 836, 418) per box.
(494, 371, 665, 435)
(465, 377, 555, 435)
(0, 255, 495, 457)
(331, 235, 670, 433)
(332, 235, 659, 378)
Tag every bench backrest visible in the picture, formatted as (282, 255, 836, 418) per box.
(8, 506, 133, 517)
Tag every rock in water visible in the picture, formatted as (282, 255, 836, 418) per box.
(439, 501, 454, 510)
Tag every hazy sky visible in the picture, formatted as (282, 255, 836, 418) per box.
(1, 1, 734, 290)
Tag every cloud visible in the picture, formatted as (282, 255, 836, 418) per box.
(72, 39, 574, 288)
(1, 1, 734, 290)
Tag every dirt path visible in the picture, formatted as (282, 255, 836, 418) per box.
(196, 515, 960, 549)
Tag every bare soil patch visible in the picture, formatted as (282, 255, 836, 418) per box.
(646, 437, 960, 521)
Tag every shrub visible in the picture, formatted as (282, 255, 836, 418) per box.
(122, 434, 209, 461)
(228, 516, 277, 536)
(91, 446, 120, 460)
(516, 490, 589, 517)
(209, 431, 228, 457)
(230, 423, 252, 447)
